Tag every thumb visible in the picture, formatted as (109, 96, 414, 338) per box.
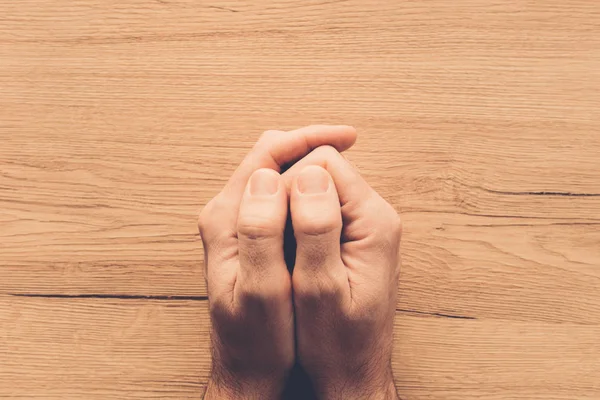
(290, 166, 349, 306)
(236, 168, 290, 302)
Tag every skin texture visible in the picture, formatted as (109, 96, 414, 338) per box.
(198, 126, 401, 400)
(285, 149, 401, 400)
(199, 126, 357, 399)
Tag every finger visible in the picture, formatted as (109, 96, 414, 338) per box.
(290, 165, 350, 304)
(201, 125, 357, 244)
(236, 168, 289, 299)
(224, 125, 357, 197)
(285, 145, 402, 248)
(283, 145, 369, 205)
(282, 146, 380, 237)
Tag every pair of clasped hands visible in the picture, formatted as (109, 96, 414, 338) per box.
(198, 126, 402, 400)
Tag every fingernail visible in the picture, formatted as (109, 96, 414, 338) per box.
(250, 169, 279, 196)
(297, 166, 330, 194)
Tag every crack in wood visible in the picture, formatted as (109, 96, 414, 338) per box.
(10, 293, 208, 301)
(487, 190, 600, 197)
(409, 209, 600, 222)
(450, 222, 600, 228)
(207, 5, 239, 12)
(397, 308, 476, 320)
(458, 182, 600, 198)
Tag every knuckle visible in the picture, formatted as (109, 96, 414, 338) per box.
(197, 200, 214, 234)
(258, 129, 280, 145)
(197, 214, 204, 234)
(263, 129, 282, 136)
(293, 208, 341, 236)
(198, 196, 225, 233)
(349, 305, 381, 327)
(293, 273, 344, 305)
(237, 284, 288, 309)
(394, 264, 401, 284)
(370, 200, 402, 244)
(388, 208, 403, 238)
(313, 144, 339, 159)
(209, 296, 235, 322)
(238, 214, 283, 240)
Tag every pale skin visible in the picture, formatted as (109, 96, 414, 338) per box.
(198, 125, 402, 400)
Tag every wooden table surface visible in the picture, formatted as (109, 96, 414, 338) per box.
(1, 1, 599, 399)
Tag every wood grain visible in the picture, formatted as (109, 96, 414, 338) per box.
(1, 0, 599, 398)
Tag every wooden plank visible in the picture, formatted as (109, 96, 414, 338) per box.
(398, 212, 600, 325)
(1, 0, 599, 398)
(1, 295, 598, 399)
(1, 0, 599, 296)
(3, 212, 599, 326)
(394, 314, 600, 400)
(0, 295, 209, 399)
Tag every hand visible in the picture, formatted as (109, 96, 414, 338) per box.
(284, 146, 402, 400)
(198, 126, 357, 400)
